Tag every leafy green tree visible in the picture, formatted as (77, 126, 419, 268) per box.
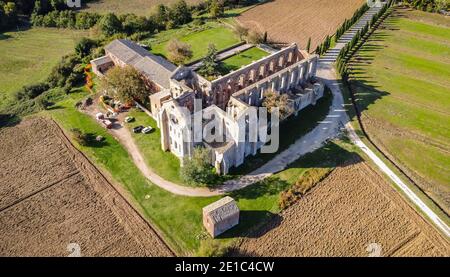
(98, 13, 122, 36)
(210, 0, 225, 18)
(180, 147, 218, 186)
(306, 37, 311, 53)
(75, 38, 97, 59)
(169, 0, 192, 26)
(198, 43, 220, 78)
(152, 4, 168, 28)
(100, 66, 148, 104)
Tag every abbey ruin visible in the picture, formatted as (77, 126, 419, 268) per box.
(91, 39, 324, 174)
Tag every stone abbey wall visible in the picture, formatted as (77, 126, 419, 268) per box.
(208, 44, 305, 109)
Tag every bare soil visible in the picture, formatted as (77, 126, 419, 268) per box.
(0, 117, 173, 257)
(236, 159, 450, 257)
(238, 0, 366, 49)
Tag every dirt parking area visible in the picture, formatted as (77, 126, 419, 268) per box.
(238, 0, 366, 49)
(236, 159, 450, 257)
(0, 117, 173, 257)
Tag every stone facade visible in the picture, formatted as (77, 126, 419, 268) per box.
(203, 197, 240, 238)
(91, 39, 324, 175)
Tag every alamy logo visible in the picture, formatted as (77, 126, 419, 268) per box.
(67, 0, 81, 8)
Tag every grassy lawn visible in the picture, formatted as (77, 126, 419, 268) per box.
(125, 109, 183, 184)
(219, 47, 269, 74)
(0, 27, 88, 111)
(348, 8, 450, 211)
(147, 22, 240, 63)
(45, 87, 353, 255)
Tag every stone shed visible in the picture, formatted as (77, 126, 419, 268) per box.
(203, 197, 240, 238)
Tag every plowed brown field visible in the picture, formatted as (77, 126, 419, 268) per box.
(236, 159, 450, 257)
(0, 117, 173, 257)
(238, 0, 366, 49)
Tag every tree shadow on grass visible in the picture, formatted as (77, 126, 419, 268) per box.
(0, 33, 11, 40)
(0, 113, 21, 128)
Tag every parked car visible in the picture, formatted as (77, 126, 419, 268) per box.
(102, 120, 113, 129)
(133, 125, 144, 133)
(96, 113, 105, 121)
(142, 126, 153, 134)
(124, 116, 135, 123)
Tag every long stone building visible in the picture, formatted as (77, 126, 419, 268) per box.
(91, 39, 324, 174)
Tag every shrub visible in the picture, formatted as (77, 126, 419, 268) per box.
(167, 39, 193, 65)
(75, 37, 97, 59)
(15, 82, 50, 100)
(35, 96, 51, 110)
(246, 30, 264, 44)
(279, 168, 333, 210)
(70, 128, 90, 146)
(47, 54, 81, 88)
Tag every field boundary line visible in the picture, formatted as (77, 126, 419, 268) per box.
(0, 171, 80, 213)
(51, 119, 178, 256)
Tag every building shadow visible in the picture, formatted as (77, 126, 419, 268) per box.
(218, 210, 282, 239)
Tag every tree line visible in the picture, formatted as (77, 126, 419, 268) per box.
(314, 3, 370, 56)
(336, 0, 394, 78)
(0, 0, 259, 32)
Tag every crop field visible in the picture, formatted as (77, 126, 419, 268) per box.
(0, 117, 173, 256)
(83, 0, 202, 16)
(0, 28, 87, 111)
(238, 0, 365, 50)
(348, 8, 450, 214)
(236, 159, 450, 257)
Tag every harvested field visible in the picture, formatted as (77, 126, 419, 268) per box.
(0, 117, 173, 257)
(83, 0, 202, 16)
(238, 0, 365, 49)
(236, 159, 450, 257)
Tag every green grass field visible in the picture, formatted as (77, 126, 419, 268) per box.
(126, 109, 183, 184)
(46, 88, 354, 255)
(0, 28, 88, 110)
(348, 8, 450, 212)
(147, 22, 240, 63)
(219, 47, 269, 74)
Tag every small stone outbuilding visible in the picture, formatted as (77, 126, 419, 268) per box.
(203, 197, 240, 238)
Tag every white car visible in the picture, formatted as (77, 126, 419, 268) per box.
(142, 126, 153, 134)
(95, 113, 105, 121)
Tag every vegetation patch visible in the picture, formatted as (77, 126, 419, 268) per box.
(279, 168, 333, 210)
(0, 28, 88, 111)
